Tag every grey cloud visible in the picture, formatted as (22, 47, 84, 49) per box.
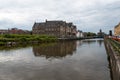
(0, 0, 119, 33)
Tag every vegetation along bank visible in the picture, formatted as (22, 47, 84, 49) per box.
(0, 34, 57, 46)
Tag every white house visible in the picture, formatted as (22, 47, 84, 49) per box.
(76, 30, 84, 38)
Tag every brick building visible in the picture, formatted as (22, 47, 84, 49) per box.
(32, 20, 77, 38)
(0, 29, 9, 34)
(114, 23, 120, 36)
(8, 28, 30, 34)
(0, 28, 30, 35)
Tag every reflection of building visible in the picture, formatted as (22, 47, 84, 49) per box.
(76, 40, 83, 47)
(97, 39, 103, 47)
(33, 41, 76, 59)
(114, 23, 120, 36)
(32, 20, 77, 38)
(82, 39, 96, 44)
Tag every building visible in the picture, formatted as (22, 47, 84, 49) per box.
(114, 23, 120, 36)
(8, 28, 30, 34)
(76, 30, 84, 38)
(0, 29, 9, 34)
(32, 20, 77, 38)
(0, 28, 30, 35)
(109, 30, 112, 36)
(97, 29, 105, 38)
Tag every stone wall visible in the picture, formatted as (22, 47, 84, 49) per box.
(104, 39, 120, 80)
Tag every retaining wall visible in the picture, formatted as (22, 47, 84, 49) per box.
(104, 39, 120, 80)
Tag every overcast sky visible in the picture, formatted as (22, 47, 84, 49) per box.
(0, 0, 120, 33)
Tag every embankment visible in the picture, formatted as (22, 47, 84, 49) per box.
(104, 38, 120, 80)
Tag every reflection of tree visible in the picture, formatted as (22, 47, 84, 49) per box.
(32, 41, 77, 59)
(82, 39, 103, 46)
(82, 39, 96, 44)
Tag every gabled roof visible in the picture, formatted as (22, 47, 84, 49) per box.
(46, 20, 65, 25)
(33, 22, 45, 28)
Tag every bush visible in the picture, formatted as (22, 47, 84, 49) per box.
(0, 34, 57, 46)
(20, 37, 27, 42)
(3, 34, 13, 38)
(0, 42, 5, 46)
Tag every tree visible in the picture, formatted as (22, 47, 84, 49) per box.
(86, 32, 96, 37)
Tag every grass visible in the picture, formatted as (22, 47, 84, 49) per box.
(0, 34, 57, 46)
(107, 38, 120, 54)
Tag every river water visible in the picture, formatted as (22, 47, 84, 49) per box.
(0, 39, 111, 80)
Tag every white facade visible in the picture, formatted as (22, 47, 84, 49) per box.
(76, 30, 84, 38)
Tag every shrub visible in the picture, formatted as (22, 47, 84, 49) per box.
(20, 37, 27, 42)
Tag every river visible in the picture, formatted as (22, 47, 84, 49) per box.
(0, 39, 111, 80)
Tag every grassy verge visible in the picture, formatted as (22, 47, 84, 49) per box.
(0, 34, 57, 46)
(107, 38, 120, 54)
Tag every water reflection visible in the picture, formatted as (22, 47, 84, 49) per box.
(0, 39, 111, 80)
(80, 39, 104, 46)
(33, 41, 77, 59)
(33, 39, 103, 59)
(82, 39, 96, 45)
(32, 39, 104, 59)
(97, 39, 104, 47)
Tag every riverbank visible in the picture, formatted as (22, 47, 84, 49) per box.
(0, 34, 57, 46)
(0, 34, 104, 46)
(104, 38, 120, 80)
